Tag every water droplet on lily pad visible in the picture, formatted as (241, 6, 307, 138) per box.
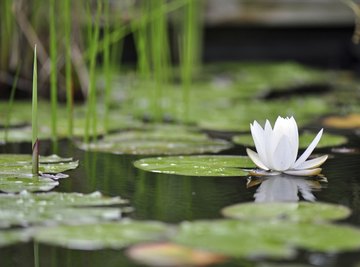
(221, 202, 351, 222)
(34, 220, 170, 250)
(134, 156, 255, 176)
(233, 132, 347, 149)
(0, 191, 128, 228)
(78, 128, 232, 155)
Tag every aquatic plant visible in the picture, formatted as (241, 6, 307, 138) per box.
(246, 116, 328, 176)
(32, 46, 39, 175)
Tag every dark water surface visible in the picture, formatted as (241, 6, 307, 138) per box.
(1, 132, 360, 267)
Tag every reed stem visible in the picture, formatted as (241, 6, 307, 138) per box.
(32, 46, 39, 176)
(49, 0, 58, 141)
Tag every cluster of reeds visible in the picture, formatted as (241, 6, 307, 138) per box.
(1, 0, 203, 145)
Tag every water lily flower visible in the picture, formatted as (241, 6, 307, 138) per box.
(246, 116, 328, 176)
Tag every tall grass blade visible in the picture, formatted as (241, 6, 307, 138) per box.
(180, 0, 203, 122)
(103, 0, 111, 134)
(64, 0, 73, 137)
(49, 0, 58, 141)
(32, 46, 39, 176)
(85, 1, 102, 143)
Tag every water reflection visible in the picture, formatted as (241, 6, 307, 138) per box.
(248, 174, 327, 203)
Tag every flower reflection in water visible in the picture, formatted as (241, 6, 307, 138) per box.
(247, 174, 327, 203)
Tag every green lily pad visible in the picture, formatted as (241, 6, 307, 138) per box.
(0, 154, 78, 193)
(196, 98, 331, 132)
(0, 191, 128, 228)
(173, 220, 294, 258)
(0, 229, 33, 247)
(221, 202, 351, 222)
(172, 220, 360, 258)
(0, 175, 59, 194)
(0, 101, 144, 141)
(34, 220, 170, 250)
(78, 129, 232, 155)
(233, 132, 347, 149)
(134, 156, 255, 176)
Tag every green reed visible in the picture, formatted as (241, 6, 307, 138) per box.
(32, 46, 39, 175)
(4, 67, 20, 143)
(49, 0, 58, 141)
(84, 1, 102, 143)
(180, 0, 202, 122)
(64, 0, 73, 137)
(103, 0, 111, 134)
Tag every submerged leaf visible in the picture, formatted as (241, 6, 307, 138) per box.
(34, 220, 170, 250)
(221, 202, 351, 222)
(134, 156, 254, 176)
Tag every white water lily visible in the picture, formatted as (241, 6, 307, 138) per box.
(246, 116, 328, 176)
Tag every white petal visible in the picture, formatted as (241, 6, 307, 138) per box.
(264, 120, 275, 169)
(284, 168, 322, 176)
(288, 117, 299, 164)
(271, 135, 294, 171)
(294, 155, 328, 170)
(246, 148, 269, 170)
(250, 121, 268, 167)
(292, 129, 323, 169)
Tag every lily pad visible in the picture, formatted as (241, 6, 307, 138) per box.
(78, 129, 232, 155)
(172, 220, 360, 258)
(233, 132, 347, 148)
(134, 156, 255, 176)
(34, 220, 170, 250)
(0, 229, 33, 247)
(0, 191, 128, 228)
(0, 154, 78, 193)
(322, 114, 360, 129)
(221, 202, 351, 222)
(126, 242, 227, 267)
(0, 101, 144, 141)
(0, 175, 59, 193)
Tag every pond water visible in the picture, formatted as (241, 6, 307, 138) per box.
(1, 128, 360, 267)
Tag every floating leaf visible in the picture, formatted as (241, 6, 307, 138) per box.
(134, 156, 254, 176)
(0, 191, 128, 228)
(0, 154, 78, 193)
(173, 220, 360, 258)
(34, 220, 170, 250)
(233, 132, 347, 148)
(0, 101, 144, 141)
(126, 243, 227, 267)
(322, 114, 360, 129)
(79, 129, 232, 155)
(173, 220, 294, 258)
(0, 229, 33, 248)
(221, 202, 351, 222)
(0, 175, 59, 193)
